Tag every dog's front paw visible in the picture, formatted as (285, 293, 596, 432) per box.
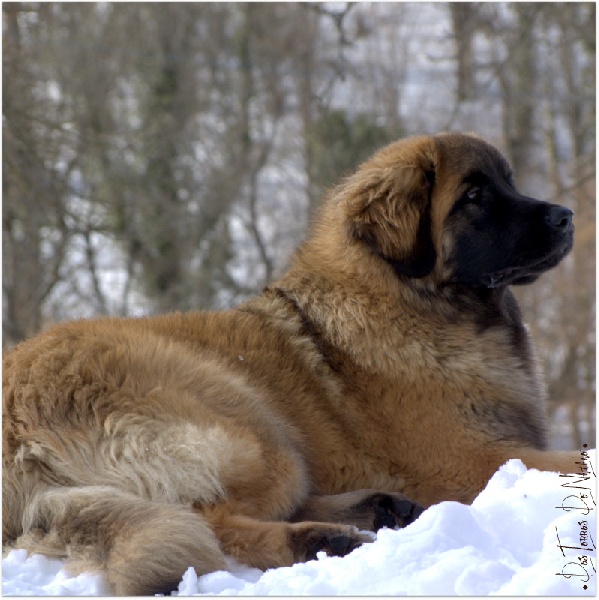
(289, 523, 373, 562)
(354, 492, 425, 531)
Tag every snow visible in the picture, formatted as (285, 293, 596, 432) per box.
(3, 452, 596, 596)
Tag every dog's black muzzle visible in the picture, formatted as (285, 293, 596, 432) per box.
(448, 192, 574, 289)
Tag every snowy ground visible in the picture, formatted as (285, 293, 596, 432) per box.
(3, 451, 596, 596)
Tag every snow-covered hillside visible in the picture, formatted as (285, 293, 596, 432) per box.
(3, 452, 595, 596)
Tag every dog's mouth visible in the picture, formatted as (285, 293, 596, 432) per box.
(482, 231, 573, 288)
(481, 268, 524, 289)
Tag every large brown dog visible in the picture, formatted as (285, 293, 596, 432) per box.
(3, 133, 581, 595)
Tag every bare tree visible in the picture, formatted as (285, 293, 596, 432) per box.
(450, 3, 478, 101)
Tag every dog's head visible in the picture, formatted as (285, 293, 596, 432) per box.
(340, 133, 574, 289)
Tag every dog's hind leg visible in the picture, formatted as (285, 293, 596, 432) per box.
(503, 447, 589, 476)
(13, 486, 226, 596)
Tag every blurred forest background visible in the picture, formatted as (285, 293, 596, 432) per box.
(2, 2, 595, 449)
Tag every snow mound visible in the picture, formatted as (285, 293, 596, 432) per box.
(3, 451, 596, 596)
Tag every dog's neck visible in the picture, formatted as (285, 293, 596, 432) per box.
(265, 239, 531, 380)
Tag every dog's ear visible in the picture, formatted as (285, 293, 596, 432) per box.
(342, 142, 437, 278)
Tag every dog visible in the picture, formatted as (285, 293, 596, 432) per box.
(3, 132, 581, 595)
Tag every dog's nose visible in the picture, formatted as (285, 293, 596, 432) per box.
(546, 206, 573, 230)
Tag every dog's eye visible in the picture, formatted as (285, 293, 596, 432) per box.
(466, 187, 480, 201)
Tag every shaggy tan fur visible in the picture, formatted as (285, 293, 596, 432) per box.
(3, 133, 582, 595)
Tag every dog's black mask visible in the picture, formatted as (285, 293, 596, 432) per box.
(446, 175, 574, 289)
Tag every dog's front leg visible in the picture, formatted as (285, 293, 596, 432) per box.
(290, 489, 425, 532)
(198, 502, 374, 568)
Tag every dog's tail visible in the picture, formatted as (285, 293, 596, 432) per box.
(3, 476, 226, 595)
